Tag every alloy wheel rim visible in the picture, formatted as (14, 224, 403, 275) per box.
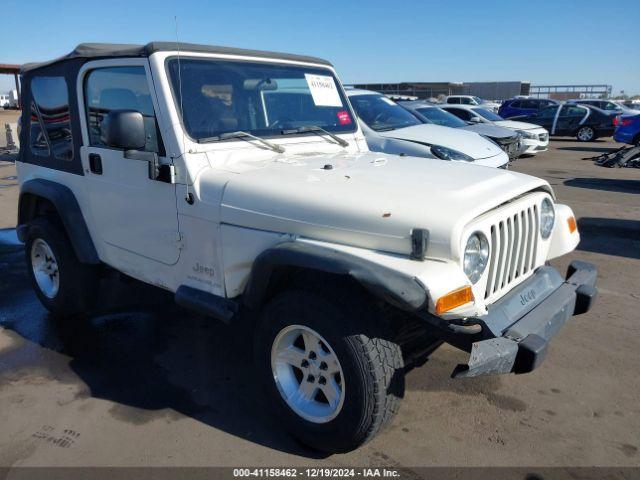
(271, 325, 345, 423)
(31, 238, 59, 298)
(578, 127, 593, 141)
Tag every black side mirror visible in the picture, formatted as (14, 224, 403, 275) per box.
(102, 110, 146, 150)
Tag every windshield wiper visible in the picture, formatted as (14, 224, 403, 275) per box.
(198, 131, 285, 153)
(280, 125, 349, 148)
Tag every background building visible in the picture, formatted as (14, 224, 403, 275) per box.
(349, 81, 614, 102)
(349, 81, 530, 101)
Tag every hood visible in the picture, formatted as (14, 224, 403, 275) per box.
(494, 120, 545, 131)
(214, 151, 550, 260)
(458, 123, 519, 139)
(377, 124, 503, 160)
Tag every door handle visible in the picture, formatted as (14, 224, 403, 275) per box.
(89, 153, 102, 174)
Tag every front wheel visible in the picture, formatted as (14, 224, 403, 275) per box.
(576, 126, 596, 142)
(255, 288, 404, 453)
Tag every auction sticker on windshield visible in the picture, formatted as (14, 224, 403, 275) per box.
(305, 74, 342, 107)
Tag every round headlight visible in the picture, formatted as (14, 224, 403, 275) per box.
(540, 198, 555, 239)
(463, 232, 489, 284)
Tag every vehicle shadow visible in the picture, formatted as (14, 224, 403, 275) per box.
(563, 178, 640, 194)
(0, 233, 328, 459)
(557, 146, 621, 154)
(551, 139, 608, 143)
(576, 217, 640, 260)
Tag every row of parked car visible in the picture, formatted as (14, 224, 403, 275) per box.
(498, 97, 640, 143)
(340, 89, 640, 170)
(345, 89, 548, 169)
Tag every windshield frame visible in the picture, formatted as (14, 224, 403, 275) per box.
(164, 55, 358, 143)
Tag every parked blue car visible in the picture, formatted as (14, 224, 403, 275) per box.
(498, 98, 558, 119)
(613, 114, 640, 145)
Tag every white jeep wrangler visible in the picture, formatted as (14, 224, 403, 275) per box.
(16, 42, 597, 453)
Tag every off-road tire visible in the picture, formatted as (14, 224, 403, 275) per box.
(254, 284, 404, 453)
(25, 217, 99, 316)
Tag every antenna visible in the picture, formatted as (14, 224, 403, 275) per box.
(174, 16, 193, 204)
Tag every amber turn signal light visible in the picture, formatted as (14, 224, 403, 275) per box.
(567, 216, 577, 233)
(436, 286, 474, 315)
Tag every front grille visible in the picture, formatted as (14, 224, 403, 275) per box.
(484, 204, 540, 300)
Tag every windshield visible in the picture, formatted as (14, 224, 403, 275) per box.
(166, 58, 356, 141)
(349, 94, 421, 131)
(472, 107, 503, 121)
(415, 107, 467, 128)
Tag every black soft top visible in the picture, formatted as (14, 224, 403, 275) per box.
(21, 42, 333, 73)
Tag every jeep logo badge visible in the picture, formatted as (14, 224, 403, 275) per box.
(520, 289, 536, 306)
(193, 262, 215, 277)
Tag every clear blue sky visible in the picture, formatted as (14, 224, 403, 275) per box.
(1, 0, 638, 95)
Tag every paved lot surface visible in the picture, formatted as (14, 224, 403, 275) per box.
(0, 135, 639, 467)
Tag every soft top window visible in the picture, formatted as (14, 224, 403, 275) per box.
(29, 76, 73, 161)
(166, 58, 356, 141)
(84, 66, 161, 153)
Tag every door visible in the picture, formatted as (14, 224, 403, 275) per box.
(532, 106, 557, 131)
(555, 105, 588, 136)
(79, 61, 180, 266)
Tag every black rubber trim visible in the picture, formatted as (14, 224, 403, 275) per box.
(574, 284, 598, 315)
(513, 334, 548, 374)
(175, 285, 238, 323)
(17, 179, 100, 264)
(243, 241, 428, 313)
(22, 42, 332, 73)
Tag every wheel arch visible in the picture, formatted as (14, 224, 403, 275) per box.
(17, 179, 100, 265)
(242, 241, 428, 313)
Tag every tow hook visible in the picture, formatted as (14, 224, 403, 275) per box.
(447, 319, 482, 334)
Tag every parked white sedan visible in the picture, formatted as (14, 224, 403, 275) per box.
(440, 104, 549, 155)
(347, 90, 509, 168)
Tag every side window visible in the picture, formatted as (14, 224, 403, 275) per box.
(85, 66, 160, 153)
(537, 106, 557, 119)
(520, 100, 538, 109)
(30, 76, 73, 160)
(450, 108, 472, 120)
(447, 97, 460, 104)
(510, 100, 523, 109)
(560, 105, 586, 117)
(459, 97, 472, 105)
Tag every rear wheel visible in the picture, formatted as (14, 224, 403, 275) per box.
(577, 126, 596, 142)
(25, 217, 99, 316)
(255, 286, 404, 453)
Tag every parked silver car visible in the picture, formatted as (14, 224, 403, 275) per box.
(400, 101, 525, 160)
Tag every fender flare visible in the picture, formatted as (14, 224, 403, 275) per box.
(243, 241, 428, 312)
(17, 179, 100, 265)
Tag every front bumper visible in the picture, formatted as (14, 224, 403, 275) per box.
(451, 260, 597, 378)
